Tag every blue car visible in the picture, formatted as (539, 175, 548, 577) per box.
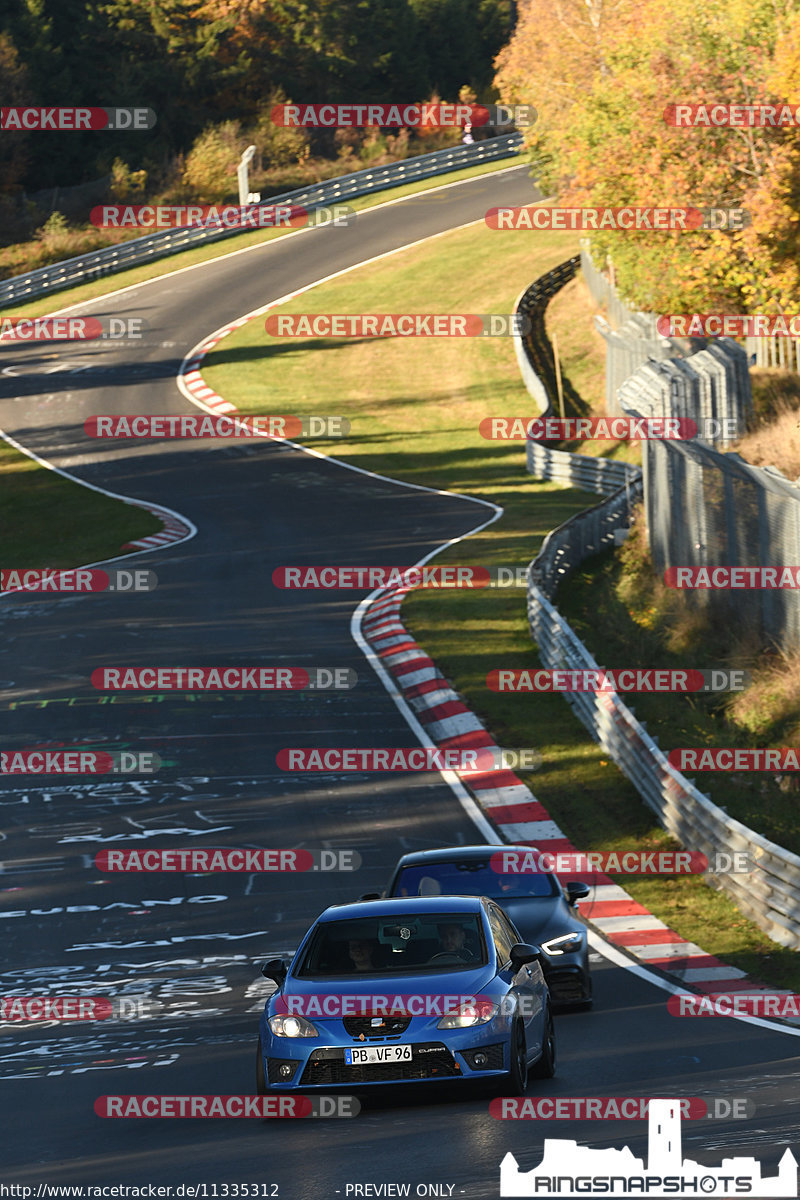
(256, 895, 555, 1096)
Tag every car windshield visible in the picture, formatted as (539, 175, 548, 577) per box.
(392, 860, 559, 900)
(295, 912, 488, 977)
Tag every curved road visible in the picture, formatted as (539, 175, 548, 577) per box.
(0, 166, 798, 1198)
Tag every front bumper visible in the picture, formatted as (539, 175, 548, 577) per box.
(542, 960, 591, 1004)
(260, 1025, 510, 1089)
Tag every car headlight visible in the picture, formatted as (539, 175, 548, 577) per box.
(437, 1001, 498, 1029)
(268, 1014, 319, 1037)
(541, 932, 584, 956)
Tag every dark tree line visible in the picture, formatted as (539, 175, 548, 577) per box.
(0, 0, 512, 192)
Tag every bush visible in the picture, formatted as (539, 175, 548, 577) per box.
(110, 158, 148, 202)
(252, 92, 310, 169)
(182, 120, 245, 203)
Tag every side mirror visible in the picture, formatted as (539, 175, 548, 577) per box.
(510, 942, 542, 971)
(566, 881, 590, 906)
(261, 958, 287, 985)
(359, 892, 382, 901)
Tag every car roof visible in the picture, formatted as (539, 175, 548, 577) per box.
(317, 895, 487, 922)
(392, 844, 542, 868)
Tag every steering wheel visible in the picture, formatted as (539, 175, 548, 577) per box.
(427, 951, 468, 963)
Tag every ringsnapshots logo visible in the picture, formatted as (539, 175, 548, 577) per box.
(490, 848, 753, 876)
(90, 667, 357, 690)
(499, 1098, 797, 1197)
(0, 316, 150, 343)
(264, 314, 531, 337)
(95, 847, 361, 872)
(485, 207, 748, 232)
(276, 747, 542, 772)
(95, 1094, 359, 1118)
(1, 568, 156, 594)
(0, 107, 156, 131)
(0, 749, 160, 774)
(665, 102, 800, 127)
(270, 103, 536, 128)
(85, 414, 349, 439)
(487, 668, 750, 693)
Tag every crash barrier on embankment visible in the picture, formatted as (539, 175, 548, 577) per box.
(618, 361, 800, 650)
(512, 255, 581, 417)
(0, 133, 525, 309)
(582, 244, 754, 443)
(514, 259, 800, 949)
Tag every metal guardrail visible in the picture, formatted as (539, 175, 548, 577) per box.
(526, 442, 640, 500)
(527, 563, 800, 948)
(518, 258, 800, 949)
(0, 133, 524, 309)
(513, 256, 580, 417)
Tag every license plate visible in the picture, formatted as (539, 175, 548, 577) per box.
(344, 1044, 413, 1065)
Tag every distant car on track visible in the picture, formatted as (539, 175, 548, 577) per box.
(256, 894, 556, 1097)
(373, 845, 592, 1008)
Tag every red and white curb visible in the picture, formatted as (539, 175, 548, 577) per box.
(361, 584, 792, 1008)
(181, 319, 252, 414)
(121, 500, 194, 551)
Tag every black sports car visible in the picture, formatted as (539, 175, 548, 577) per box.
(371, 845, 592, 1007)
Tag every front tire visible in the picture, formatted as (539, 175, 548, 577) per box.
(506, 1019, 529, 1095)
(531, 1005, 556, 1079)
(255, 1035, 267, 1095)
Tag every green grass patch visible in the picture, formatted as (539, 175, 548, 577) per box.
(0, 441, 162, 566)
(202, 215, 800, 988)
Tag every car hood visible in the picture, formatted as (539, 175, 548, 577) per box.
(273, 964, 497, 1006)
(495, 896, 582, 944)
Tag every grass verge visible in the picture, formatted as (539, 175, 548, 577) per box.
(200, 215, 800, 988)
(0, 441, 162, 566)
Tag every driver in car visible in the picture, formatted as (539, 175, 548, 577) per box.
(436, 923, 476, 961)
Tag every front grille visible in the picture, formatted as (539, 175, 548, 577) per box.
(342, 1015, 411, 1038)
(462, 1043, 505, 1070)
(267, 1058, 300, 1083)
(300, 1043, 459, 1085)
